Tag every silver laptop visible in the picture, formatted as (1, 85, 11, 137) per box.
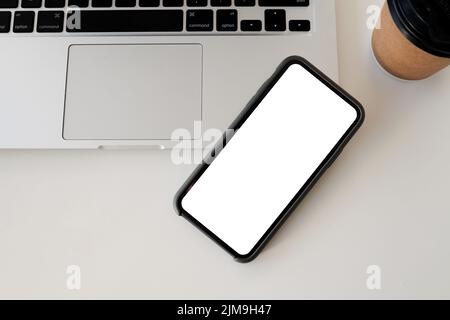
(0, 0, 338, 149)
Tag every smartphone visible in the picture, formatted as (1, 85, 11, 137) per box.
(174, 56, 364, 262)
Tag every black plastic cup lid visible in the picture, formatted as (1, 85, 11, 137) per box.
(388, 0, 450, 58)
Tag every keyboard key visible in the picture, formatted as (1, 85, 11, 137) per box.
(235, 0, 254, 6)
(259, 0, 308, 6)
(0, 12, 12, 33)
(22, 0, 42, 8)
(186, 10, 213, 31)
(92, 0, 113, 7)
(13, 11, 34, 32)
(217, 9, 237, 31)
(211, 0, 230, 6)
(163, 0, 182, 6)
(68, 0, 88, 7)
(0, 0, 18, 8)
(116, 0, 136, 6)
(139, 0, 160, 6)
(240, 19, 261, 31)
(37, 10, 64, 32)
(265, 9, 285, 31)
(45, 0, 65, 8)
(66, 10, 183, 32)
(289, 19, 310, 31)
(187, 0, 206, 6)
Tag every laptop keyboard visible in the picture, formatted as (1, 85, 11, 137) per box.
(0, 0, 312, 34)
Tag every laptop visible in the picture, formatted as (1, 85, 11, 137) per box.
(0, 0, 339, 149)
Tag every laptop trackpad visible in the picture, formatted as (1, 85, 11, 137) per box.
(63, 44, 202, 140)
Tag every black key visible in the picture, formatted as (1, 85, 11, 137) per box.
(0, 12, 12, 33)
(163, 0, 182, 6)
(259, 0, 308, 6)
(45, 0, 65, 8)
(265, 9, 285, 31)
(289, 19, 310, 31)
(68, 0, 88, 7)
(13, 11, 34, 32)
(217, 9, 236, 31)
(22, 0, 43, 8)
(0, 0, 18, 8)
(235, 0, 254, 6)
(37, 10, 64, 32)
(187, 0, 206, 6)
(116, 0, 136, 6)
(211, 0, 230, 6)
(186, 9, 213, 31)
(92, 0, 113, 7)
(240, 19, 261, 31)
(66, 10, 183, 32)
(139, 0, 160, 6)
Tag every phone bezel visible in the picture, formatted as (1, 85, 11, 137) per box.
(174, 56, 365, 262)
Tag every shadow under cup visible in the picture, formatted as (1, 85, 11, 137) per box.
(372, 0, 450, 80)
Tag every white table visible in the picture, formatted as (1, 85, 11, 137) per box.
(1, 0, 449, 299)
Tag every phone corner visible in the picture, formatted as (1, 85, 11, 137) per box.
(233, 254, 257, 264)
(232, 247, 263, 263)
(355, 101, 366, 125)
(172, 190, 185, 217)
(282, 55, 307, 64)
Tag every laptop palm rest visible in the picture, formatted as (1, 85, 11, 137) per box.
(63, 44, 202, 140)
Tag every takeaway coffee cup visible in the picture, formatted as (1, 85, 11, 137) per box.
(372, 0, 450, 80)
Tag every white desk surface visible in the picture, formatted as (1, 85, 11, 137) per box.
(1, 0, 449, 299)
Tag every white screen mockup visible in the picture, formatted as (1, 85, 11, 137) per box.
(181, 64, 358, 256)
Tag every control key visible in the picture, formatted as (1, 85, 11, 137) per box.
(0, 12, 12, 33)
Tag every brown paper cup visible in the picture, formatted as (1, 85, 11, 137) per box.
(372, 2, 450, 80)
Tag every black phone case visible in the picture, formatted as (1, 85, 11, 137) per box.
(174, 56, 365, 263)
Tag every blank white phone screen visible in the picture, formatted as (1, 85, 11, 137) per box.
(181, 63, 358, 256)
